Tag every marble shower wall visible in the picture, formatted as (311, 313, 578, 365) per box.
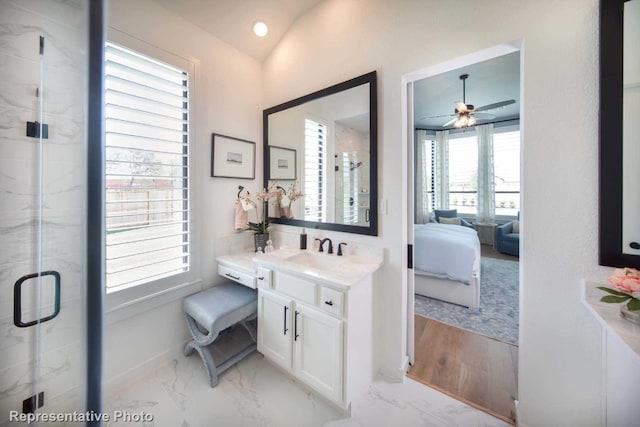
(0, 0, 87, 422)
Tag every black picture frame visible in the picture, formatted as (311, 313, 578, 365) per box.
(211, 133, 255, 179)
(268, 146, 297, 180)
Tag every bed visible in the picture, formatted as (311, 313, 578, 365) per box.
(413, 223, 481, 309)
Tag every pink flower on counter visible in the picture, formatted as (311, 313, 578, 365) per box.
(599, 267, 640, 312)
(607, 267, 640, 295)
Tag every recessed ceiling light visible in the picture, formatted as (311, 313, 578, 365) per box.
(253, 21, 268, 37)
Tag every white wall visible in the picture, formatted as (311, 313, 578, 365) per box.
(263, 1, 610, 426)
(105, 0, 262, 386)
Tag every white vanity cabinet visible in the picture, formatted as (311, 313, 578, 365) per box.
(292, 303, 343, 401)
(257, 290, 293, 370)
(583, 282, 640, 426)
(220, 248, 381, 411)
(258, 287, 344, 402)
(254, 258, 377, 411)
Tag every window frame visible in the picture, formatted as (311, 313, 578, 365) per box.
(447, 132, 479, 216)
(424, 124, 521, 222)
(104, 30, 199, 315)
(492, 125, 521, 220)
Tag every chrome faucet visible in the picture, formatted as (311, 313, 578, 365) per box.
(315, 238, 333, 254)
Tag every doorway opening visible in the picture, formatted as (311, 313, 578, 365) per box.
(403, 44, 522, 424)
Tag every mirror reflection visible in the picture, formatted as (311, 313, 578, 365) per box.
(623, 0, 640, 255)
(264, 72, 378, 235)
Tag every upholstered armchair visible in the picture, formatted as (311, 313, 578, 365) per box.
(496, 219, 520, 256)
(433, 209, 474, 229)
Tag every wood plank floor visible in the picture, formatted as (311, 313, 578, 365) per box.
(408, 315, 518, 424)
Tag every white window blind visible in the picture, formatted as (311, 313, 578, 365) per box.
(304, 119, 327, 222)
(104, 42, 190, 293)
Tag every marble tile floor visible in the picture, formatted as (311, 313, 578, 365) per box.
(105, 351, 511, 427)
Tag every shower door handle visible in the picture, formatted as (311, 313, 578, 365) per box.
(14, 271, 61, 328)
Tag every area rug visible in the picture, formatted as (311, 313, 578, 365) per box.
(414, 256, 519, 345)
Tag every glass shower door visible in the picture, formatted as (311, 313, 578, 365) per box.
(0, 0, 89, 423)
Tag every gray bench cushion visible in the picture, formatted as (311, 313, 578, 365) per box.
(183, 281, 258, 387)
(184, 282, 257, 336)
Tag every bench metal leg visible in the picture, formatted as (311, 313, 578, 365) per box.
(184, 313, 258, 388)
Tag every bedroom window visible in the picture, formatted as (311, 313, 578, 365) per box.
(304, 119, 327, 222)
(448, 135, 478, 215)
(493, 130, 520, 217)
(104, 42, 190, 293)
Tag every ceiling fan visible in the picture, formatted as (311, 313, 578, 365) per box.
(432, 74, 516, 128)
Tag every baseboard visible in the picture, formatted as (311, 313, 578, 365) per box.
(377, 356, 411, 383)
(104, 350, 171, 397)
(514, 399, 529, 427)
(400, 355, 410, 376)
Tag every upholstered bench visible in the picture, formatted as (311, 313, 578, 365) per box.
(183, 282, 258, 387)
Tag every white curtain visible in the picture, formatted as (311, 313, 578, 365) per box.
(435, 130, 449, 210)
(415, 129, 430, 224)
(476, 123, 495, 224)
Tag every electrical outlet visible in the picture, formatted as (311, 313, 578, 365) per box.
(22, 392, 44, 414)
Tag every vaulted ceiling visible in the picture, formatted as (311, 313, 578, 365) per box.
(152, 0, 324, 62)
(150, 1, 520, 130)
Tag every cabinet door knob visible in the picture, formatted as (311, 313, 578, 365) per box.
(630, 242, 640, 250)
(258, 276, 264, 280)
(324, 300, 334, 306)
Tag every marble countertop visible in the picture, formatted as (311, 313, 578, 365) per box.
(582, 281, 640, 358)
(218, 247, 382, 290)
(253, 246, 382, 289)
(217, 252, 257, 275)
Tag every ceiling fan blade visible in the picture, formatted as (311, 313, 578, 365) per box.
(470, 112, 496, 120)
(442, 117, 458, 127)
(455, 102, 468, 113)
(475, 99, 516, 112)
(425, 113, 456, 119)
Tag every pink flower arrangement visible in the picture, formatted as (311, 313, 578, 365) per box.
(241, 183, 281, 234)
(598, 267, 640, 311)
(608, 268, 640, 294)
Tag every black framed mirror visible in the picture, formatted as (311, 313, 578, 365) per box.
(600, 0, 640, 268)
(263, 71, 378, 235)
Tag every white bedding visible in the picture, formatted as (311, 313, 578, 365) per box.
(413, 223, 480, 284)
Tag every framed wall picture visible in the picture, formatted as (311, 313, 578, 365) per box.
(269, 146, 297, 180)
(211, 133, 255, 179)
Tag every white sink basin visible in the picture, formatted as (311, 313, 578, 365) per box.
(287, 252, 344, 271)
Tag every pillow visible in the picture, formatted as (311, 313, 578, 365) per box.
(512, 220, 520, 233)
(439, 216, 461, 225)
(434, 209, 457, 222)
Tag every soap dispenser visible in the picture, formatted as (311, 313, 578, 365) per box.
(300, 228, 307, 250)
